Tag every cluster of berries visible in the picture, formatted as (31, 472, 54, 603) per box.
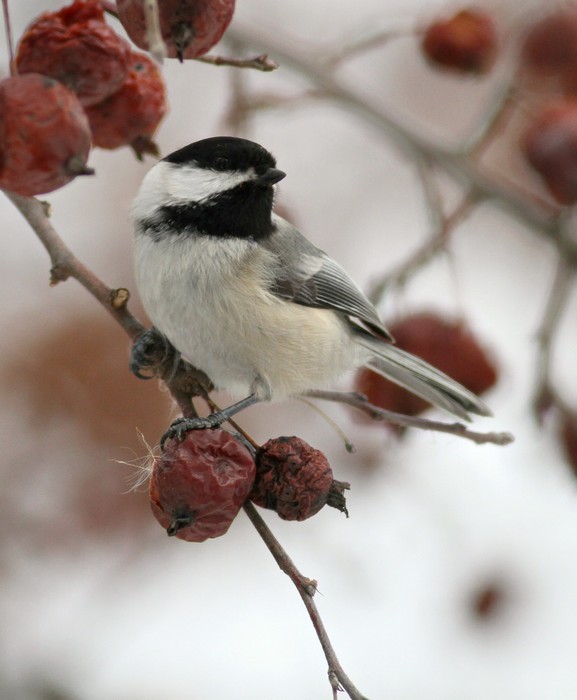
(421, 5, 577, 207)
(0, 0, 235, 196)
(151, 430, 348, 542)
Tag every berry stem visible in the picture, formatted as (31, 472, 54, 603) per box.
(1, 0, 15, 76)
(196, 52, 278, 72)
(100, 1, 118, 17)
(243, 500, 368, 700)
(142, 0, 167, 63)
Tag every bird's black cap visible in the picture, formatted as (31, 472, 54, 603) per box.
(163, 136, 277, 175)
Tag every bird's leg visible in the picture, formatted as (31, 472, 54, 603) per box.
(161, 393, 261, 447)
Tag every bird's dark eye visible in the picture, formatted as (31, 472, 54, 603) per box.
(213, 157, 230, 170)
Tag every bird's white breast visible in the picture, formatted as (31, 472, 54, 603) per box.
(134, 232, 363, 400)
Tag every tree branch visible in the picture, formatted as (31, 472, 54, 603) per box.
(196, 52, 278, 71)
(368, 186, 478, 303)
(5, 192, 145, 340)
(1, 0, 15, 75)
(533, 251, 576, 419)
(227, 25, 576, 262)
(307, 390, 514, 446)
(4, 187, 368, 698)
(243, 501, 369, 700)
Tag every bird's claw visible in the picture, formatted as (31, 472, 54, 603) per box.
(160, 413, 226, 448)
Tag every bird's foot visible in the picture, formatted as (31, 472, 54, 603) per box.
(160, 412, 226, 448)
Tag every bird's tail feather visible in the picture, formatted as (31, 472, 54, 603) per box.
(359, 338, 492, 421)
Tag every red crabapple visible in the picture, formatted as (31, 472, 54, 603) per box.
(521, 10, 577, 77)
(85, 51, 167, 158)
(522, 101, 577, 205)
(116, 0, 235, 61)
(250, 436, 348, 521)
(16, 0, 131, 107)
(355, 312, 497, 418)
(150, 429, 255, 542)
(0, 74, 93, 197)
(421, 8, 498, 74)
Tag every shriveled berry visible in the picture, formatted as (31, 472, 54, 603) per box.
(85, 51, 167, 158)
(250, 436, 347, 521)
(150, 429, 255, 542)
(521, 10, 577, 77)
(469, 580, 506, 621)
(522, 101, 577, 204)
(16, 0, 131, 107)
(355, 312, 497, 418)
(421, 8, 498, 74)
(0, 74, 93, 197)
(116, 0, 235, 61)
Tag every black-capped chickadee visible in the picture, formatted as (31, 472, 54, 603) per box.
(131, 136, 490, 431)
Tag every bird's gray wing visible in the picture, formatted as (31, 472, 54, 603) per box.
(262, 216, 392, 340)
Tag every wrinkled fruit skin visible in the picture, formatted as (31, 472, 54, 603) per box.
(0, 74, 92, 196)
(16, 0, 131, 107)
(421, 8, 498, 74)
(523, 102, 577, 205)
(355, 312, 498, 418)
(117, 0, 235, 59)
(150, 429, 255, 542)
(85, 51, 167, 157)
(250, 436, 333, 521)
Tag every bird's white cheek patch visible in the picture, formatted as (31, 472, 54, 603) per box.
(167, 165, 253, 203)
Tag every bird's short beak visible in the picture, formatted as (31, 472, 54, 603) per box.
(256, 168, 286, 186)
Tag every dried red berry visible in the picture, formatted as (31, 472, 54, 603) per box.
(355, 312, 497, 418)
(0, 73, 93, 197)
(85, 51, 167, 158)
(421, 8, 498, 74)
(150, 429, 255, 542)
(250, 436, 347, 521)
(116, 0, 235, 61)
(16, 0, 131, 107)
(470, 580, 506, 621)
(521, 10, 577, 77)
(522, 101, 577, 205)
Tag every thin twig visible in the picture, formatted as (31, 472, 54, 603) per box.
(463, 73, 519, 155)
(307, 390, 514, 446)
(196, 52, 278, 72)
(1, 0, 15, 75)
(533, 242, 576, 419)
(326, 26, 413, 68)
(227, 25, 576, 262)
(297, 396, 356, 453)
(243, 501, 369, 700)
(143, 0, 167, 63)
(100, 1, 118, 16)
(369, 190, 478, 303)
(5, 188, 368, 697)
(416, 155, 446, 233)
(5, 192, 145, 340)
(219, 38, 253, 135)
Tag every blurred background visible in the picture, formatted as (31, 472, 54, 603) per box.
(2, 0, 577, 698)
